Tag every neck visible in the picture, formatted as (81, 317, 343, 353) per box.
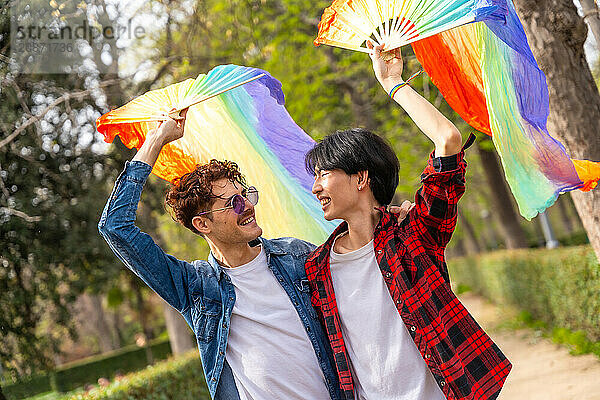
(207, 238, 261, 268)
(339, 201, 381, 252)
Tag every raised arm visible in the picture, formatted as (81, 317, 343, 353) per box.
(99, 111, 195, 314)
(367, 42, 462, 157)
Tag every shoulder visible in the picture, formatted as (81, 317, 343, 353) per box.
(191, 259, 219, 279)
(262, 237, 316, 257)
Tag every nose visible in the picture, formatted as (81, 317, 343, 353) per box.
(243, 196, 255, 212)
(312, 178, 322, 195)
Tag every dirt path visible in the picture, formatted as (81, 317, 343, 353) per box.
(458, 293, 600, 400)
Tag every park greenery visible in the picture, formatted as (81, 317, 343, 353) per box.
(1, 0, 599, 398)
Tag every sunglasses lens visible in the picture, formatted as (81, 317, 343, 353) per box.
(246, 187, 259, 206)
(231, 195, 246, 214)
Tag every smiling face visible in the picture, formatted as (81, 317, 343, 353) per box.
(193, 178, 262, 245)
(312, 169, 360, 221)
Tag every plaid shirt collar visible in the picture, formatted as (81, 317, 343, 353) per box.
(306, 205, 394, 274)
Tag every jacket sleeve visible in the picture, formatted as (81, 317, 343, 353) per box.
(98, 161, 196, 314)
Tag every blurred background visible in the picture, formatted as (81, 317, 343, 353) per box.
(1, 0, 599, 399)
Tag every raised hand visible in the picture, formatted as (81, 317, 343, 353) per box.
(150, 108, 188, 147)
(366, 41, 404, 92)
(133, 108, 188, 166)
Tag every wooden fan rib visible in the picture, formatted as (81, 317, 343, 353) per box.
(389, 14, 476, 49)
(176, 73, 266, 113)
(353, 0, 384, 43)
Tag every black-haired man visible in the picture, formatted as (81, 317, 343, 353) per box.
(304, 43, 512, 400)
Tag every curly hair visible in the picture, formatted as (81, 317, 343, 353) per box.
(165, 160, 246, 235)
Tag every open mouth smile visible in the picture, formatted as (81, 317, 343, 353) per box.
(239, 215, 255, 226)
(319, 197, 331, 208)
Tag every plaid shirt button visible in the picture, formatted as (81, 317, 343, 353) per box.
(425, 354, 430, 359)
(410, 325, 416, 332)
(440, 381, 446, 387)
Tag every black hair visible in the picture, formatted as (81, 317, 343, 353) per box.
(305, 128, 399, 206)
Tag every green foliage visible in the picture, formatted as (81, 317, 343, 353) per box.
(3, 339, 172, 399)
(63, 351, 209, 400)
(2, 373, 52, 400)
(551, 328, 595, 355)
(500, 311, 600, 358)
(455, 283, 472, 295)
(1, 0, 168, 377)
(449, 245, 600, 342)
(557, 230, 590, 247)
(154, 208, 209, 262)
(52, 339, 172, 393)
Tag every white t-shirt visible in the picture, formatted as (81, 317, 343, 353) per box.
(222, 246, 330, 400)
(329, 237, 445, 400)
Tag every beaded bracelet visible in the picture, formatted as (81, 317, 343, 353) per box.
(388, 69, 424, 99)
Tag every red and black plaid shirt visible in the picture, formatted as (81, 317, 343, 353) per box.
(305, 134, 511, 400)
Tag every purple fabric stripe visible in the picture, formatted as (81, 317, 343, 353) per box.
(244, 79, 317, 192)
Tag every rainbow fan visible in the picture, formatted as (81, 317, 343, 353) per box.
(97, 64, 337, 244)
(314, 0, 503, 53)
(315, 0, 600, 218)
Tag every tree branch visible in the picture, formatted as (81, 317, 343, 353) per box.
(0, 79, 121, 149)
(0, 207, 41, 223)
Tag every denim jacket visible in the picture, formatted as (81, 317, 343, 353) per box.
(98, 161, 343, 400)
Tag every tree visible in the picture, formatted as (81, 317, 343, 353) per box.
(0, 0, 138, 376)
(475, 138, 529, 249)
(513, 0, 600, 261)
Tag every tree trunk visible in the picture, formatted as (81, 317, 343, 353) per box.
(129, 278, 154, 364)
(81, 294, 117, 353)
(162, 302, 195, 355)
(580, 0, 600, 45)
(513, 0, 600, 261)
(130, 278, 154, 341)
(111, 312, 124, 349)
(556, 196, 575, 234)
(476, 140, 529, 249)
(136, 201, 196, 355)
(457, 208, 482, 254)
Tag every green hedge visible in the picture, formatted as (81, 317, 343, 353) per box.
(2, 373, 52, 399)
(449, 245, 600, 341)
(64, 351, 209, 400)
(52, 339, 172, 393)
(4, 339, 172, 399)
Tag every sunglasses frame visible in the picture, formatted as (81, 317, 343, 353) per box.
(196, 186, 259, 216)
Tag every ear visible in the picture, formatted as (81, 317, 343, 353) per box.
(192, 215, 211, 236)
(356, 170, 369, 190)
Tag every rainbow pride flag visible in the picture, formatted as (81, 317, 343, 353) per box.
(411, 0, 599, 218)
